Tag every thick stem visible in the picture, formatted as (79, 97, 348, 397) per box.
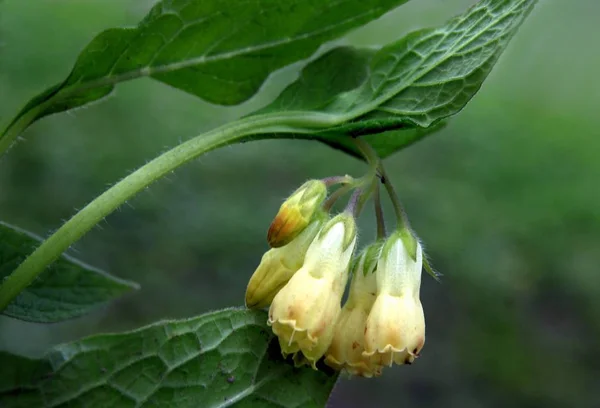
(0, 112, 337, 311)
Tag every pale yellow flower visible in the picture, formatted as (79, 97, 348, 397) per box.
(363, 231, 425, 367)
(325, 244, 383, 377)
(268, 213, 357, 368)
(245, 220, 324, 309)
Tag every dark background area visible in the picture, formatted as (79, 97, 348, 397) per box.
(1, 1, 599, 407)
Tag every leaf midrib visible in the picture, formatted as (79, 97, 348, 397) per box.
(59, 8, 381, 103)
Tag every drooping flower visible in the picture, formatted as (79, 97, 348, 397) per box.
(245, 219, 325, 309)
(267, 180, 327, 248)
(325, 243, 383, 377)
(363, 230, 425, 367)
(268, 213, 357, 368)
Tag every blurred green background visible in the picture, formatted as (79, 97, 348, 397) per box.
(1, 0, 599, 407)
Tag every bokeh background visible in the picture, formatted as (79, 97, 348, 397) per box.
(1, 0, 599, 407)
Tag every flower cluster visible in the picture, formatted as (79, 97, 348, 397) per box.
(245, 178, 428, 377)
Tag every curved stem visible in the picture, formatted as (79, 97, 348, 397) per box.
(0, 111, 337, 311)
(321, 175, 353, 187)
(323, 184, 353, 211)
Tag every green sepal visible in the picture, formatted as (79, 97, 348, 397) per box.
(398, 228, 419, 262)
(423, 256, 442, 282)
(362, 240, 385, 276)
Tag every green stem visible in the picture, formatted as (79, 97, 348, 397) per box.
(352, 137, 410, 230)
(378, 164, 410, 231)
(373, 181, 386, 238)
(0, 111, 337, 311)
(322, 175, 353, 187)
(352, 137, 379, 167)
(323, 184, 353, 211)
(323, 169, 372, 210)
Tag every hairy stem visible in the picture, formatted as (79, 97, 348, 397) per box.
(0, 111, 337, 311)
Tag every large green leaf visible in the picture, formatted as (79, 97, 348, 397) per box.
(0, 308, 338, 408)
(248, 0, 535, 158)
(328, 0, 537, 128)
(254, 46, 447, 158)
(0, 0, 410, 153)
(0, 222, 138, 323)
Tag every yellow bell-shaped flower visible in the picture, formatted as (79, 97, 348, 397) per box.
(325, 244, 383, 377)
(267, 180, 327, 248)
(268, 213, 357, 368)
(245, 220, 324, 309)
(363, 230, 425, 367)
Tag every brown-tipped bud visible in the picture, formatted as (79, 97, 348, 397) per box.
(267, 180, 327, 248)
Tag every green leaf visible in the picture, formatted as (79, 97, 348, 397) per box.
(333, 0, 538, 128)
(254, 46, 447, 158)
(0, 352, 51, 408)
(0, 308, 338, 408)
(0, 0, 411, 154)
(249, 0, 535, 158)
(0, 221, 138, 323)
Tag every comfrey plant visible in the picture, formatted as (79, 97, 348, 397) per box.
(0, 0, 536, 406)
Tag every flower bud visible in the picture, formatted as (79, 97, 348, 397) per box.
(245, 220, 324, 309)
(363, 230, 425, 367)
(267, 180, 327, 248)
(268, 213, 357, 368)
(325, 243, 383, 377)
